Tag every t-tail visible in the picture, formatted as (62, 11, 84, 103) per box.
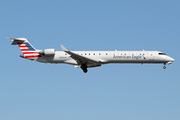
(9, 38, 42, 60)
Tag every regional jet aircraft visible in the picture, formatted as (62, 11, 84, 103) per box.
(9, 38, 175, 73)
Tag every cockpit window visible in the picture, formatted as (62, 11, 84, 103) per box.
(159, 53, 166, 55)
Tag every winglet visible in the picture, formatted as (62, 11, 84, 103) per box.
(61, 45, 68, 51)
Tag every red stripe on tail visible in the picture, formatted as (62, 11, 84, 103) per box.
(24, 55, 42, 58)
(21, 49, 30, 51)
(19, 46, 28, 48)
(23, 52, 39, 54)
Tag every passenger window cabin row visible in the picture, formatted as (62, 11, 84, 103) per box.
(65, 53, 150, 56)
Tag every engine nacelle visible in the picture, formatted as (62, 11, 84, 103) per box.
(39, 49, 55, 56)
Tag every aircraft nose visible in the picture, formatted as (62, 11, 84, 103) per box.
(171, 58, 175, 62)
(169, 57, 175, 62)
(167, 57, 175, 64)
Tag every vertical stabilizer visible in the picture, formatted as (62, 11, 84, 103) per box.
(8, 38, 42, 59)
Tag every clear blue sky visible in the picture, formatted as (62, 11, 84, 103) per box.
(1, 0, 179, 120)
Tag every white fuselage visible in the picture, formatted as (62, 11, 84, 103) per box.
(36, 51, 174, 66)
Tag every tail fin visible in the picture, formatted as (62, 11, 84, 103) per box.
(9, 38, 42, 59)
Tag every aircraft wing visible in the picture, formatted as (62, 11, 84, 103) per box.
(61, 45, 101, 67)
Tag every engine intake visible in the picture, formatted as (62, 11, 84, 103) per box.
(39, 49, 55, 56)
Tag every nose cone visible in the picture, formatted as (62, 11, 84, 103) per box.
(166, 56, 175, 63)
(167, 57, 175, 64)
(168, 57, 175, 63)
(171, 58, 175, 62)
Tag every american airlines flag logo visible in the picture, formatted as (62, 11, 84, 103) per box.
(18, 42, 41, 58)
(142, 55, 146, 59)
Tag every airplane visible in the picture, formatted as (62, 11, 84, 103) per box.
(9, 38, 175, 73)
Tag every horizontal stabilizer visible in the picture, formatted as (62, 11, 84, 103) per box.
(7, 38, 28, 45)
